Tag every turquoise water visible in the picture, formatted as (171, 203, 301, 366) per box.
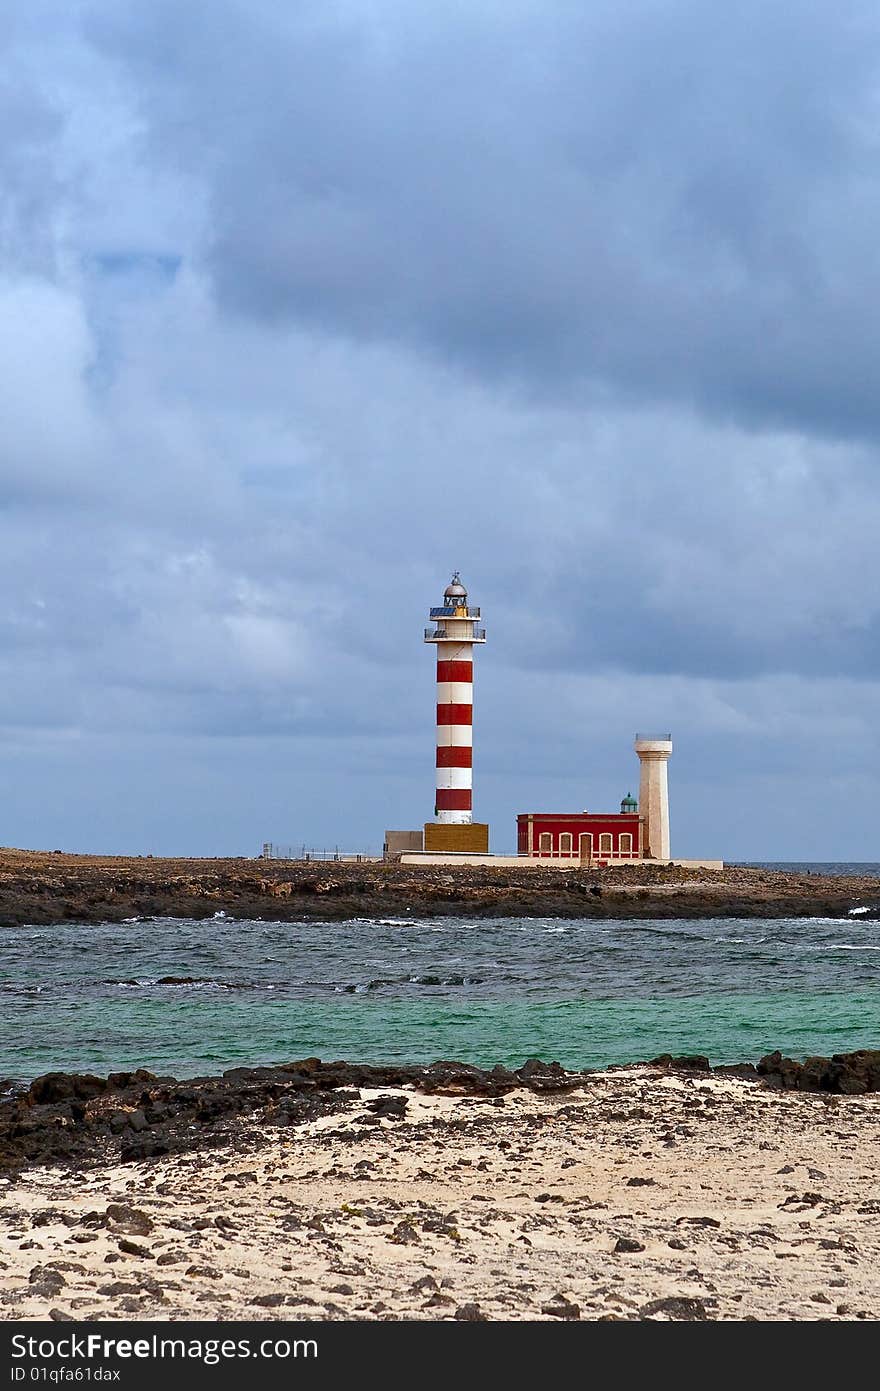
(2, 913, 879, 1081)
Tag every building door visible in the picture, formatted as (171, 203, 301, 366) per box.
(579, 833, 593, 865)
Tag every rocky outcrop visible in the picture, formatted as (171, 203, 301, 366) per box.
(0, 847, 879, 923)
(757, 1049, 880, 1094)
(2, 1049, 878, 1176)
(0, 1056, 589, 1174)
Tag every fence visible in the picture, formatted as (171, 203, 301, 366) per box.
(260, 843, 379, 863)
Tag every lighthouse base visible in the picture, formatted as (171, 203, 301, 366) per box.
(423, 822, 489, 855)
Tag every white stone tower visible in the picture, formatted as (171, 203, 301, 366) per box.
(424, 573, 486, 824)
(634, 734, 672, 860)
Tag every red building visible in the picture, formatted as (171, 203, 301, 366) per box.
(517, 795, 642, 864)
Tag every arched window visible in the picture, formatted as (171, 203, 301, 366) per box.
(599, 833, 612, 856)
(619, 832, 633, 856)
(538, 832, 552, 856)
(559, 832, 573, 856)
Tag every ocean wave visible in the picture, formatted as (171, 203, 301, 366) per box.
(823, 944, 880, 952)
(349, 917, 439, 928)
(332, 972, 487, 993)
(102, 976, 257, 991)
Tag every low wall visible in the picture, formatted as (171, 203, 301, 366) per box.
(384, 830, 424, 856)
(400, 854, 724, 869)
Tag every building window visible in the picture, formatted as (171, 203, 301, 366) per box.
(619, 832, 633, 856)
(538, 832, 552, 855)
(599, 833, 612, 856)
(559, 832, 573, 856)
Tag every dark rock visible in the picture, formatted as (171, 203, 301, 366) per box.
(366, 1095, 408, 1119)
(778, 1192, 824, 1211)
(390, 1221, 420, 1245)
(649, 1055, 711, 1072)
(517, 1059, 567, 1080)
(410, 1275, 439, 1294)
(614, 1237, 645, 1253)
(542, 1296, 580, 1319)
(640, 1296, 708, 1320)
(27, 1073, 106, 1105)
(118, 1239, 152, 1259)
(756, 1049, 880, 1095)
(454, 1303, 487, 1321)
(106, 1070, 158, 1090)
(29, 1267, 65, 1292)
(119, 1139, 170, 1162)
(106, 1204, 153, 1236)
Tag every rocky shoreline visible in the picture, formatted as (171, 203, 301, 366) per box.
(3, 1057, 879, 1321)
(3, 1050, 879, 1177)
(0, 848, 878, 925)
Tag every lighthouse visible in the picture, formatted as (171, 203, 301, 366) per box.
(423, 573, 489, 852)
(634, 734, 673, 860)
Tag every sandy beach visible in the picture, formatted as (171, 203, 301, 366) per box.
(3, 1065, 879, 1322)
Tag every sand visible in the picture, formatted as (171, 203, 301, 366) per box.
(2, 1069, 879, 1321)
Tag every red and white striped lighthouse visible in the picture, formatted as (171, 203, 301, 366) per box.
(424, 573, 486, 824)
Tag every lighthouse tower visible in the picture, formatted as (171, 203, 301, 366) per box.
(634, 734, 673, 860)
(423, 574, 489, 851)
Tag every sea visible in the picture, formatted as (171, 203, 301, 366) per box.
(1, 862, 879, 1084)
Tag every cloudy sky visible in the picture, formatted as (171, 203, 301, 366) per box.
(3, 0, 880, 859)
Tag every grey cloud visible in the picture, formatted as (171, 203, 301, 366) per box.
(2, 3, 880, 855)
(87, 0, 880, 441)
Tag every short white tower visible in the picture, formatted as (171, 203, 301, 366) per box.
(634, 734, 672, 860)
(424, 573, 486, 824)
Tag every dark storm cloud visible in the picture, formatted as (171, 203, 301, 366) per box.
(88, 0, 880, 441)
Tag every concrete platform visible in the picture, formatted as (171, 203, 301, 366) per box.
(399, 853, 724, 869)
